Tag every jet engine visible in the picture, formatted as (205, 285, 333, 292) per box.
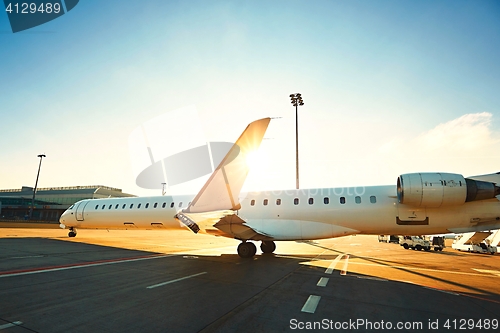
(397, 172, 500, 208)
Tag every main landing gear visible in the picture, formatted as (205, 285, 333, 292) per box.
(237, 241, 276, 258)
(68, 227, 77, 238)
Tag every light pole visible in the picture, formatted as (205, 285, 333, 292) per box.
(290, 93, 304, 190)
(29, 154, 46, 219)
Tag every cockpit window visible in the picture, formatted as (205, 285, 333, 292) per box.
(68, 204, 74, 210)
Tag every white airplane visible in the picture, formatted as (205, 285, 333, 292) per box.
(59, 118, 500, 258)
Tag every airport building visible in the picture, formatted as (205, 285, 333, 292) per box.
(0, 185, 135, 222)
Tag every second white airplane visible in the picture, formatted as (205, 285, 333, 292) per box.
(59, 118, 500, 257)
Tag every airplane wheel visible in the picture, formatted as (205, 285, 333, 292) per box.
(68, 231, 76, 237)
(260, 241, 276, 254)
(237, 242, 256, 258)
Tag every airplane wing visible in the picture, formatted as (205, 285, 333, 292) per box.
(175, 118, 271, 237)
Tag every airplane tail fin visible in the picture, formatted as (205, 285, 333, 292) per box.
(183, 117, 271, 214)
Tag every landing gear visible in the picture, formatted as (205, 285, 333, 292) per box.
(68, 227, 77, 238)
(260, 241, 276, 254)
(237, 242, 257, 258)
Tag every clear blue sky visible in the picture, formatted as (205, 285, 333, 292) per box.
(1, 0, 500, 196)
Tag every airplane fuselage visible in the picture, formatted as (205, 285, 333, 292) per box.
(60, 185, 500, 240)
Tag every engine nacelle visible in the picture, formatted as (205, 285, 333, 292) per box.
(397, 172, 500, 208)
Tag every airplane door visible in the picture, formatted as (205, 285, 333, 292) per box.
(75, 201, 89, 221)
(396, 203, 429, 225)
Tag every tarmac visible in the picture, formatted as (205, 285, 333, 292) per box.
(0, 228, 499, 332)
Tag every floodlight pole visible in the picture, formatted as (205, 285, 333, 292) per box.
(30, 154, 46, 219)
(290, 93, 304, 190)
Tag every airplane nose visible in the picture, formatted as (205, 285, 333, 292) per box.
(59, 210, 70, 226)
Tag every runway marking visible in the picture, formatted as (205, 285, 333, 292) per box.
(147, 272, 207, 289)
(301, 295, 321, 313)
(317, 277, 329, 287)
(325, 254, 349, 274)
(345, 261, 499, 278)
(325, 254, 343, 274)
(6, 255, 44, 260)
(0, 254, 177, 278)
(0, 321, 22, 330)
(357, 276, 388, 281)
(340, 255, 349, 276)
(472, 269, 500, 277)
(423, 286, 460, 296)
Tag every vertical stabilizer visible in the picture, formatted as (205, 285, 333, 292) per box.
(183, 118, 271, 213)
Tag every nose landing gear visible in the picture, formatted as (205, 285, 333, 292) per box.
(68, 227, 77, 238)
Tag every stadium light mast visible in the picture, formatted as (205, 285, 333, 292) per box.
(290, 93, 304, 190)
(29, 154, 46, 219)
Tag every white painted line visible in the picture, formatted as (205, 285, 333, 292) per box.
(357, 276, 388, 282)
(8, 255, 44, 260)
(472, 269, 500, 277)
(317, 277, 329, 287)
(423, 286, 460, 296)
(346, 261, 497, 277)
(301, 295, 321, 313)
(340, 255, 349, 276)
(147, 272, 207, 289)
(0, 321, 22, 330)
(325, 254, 343, 274)
(0, 254, 177, 279)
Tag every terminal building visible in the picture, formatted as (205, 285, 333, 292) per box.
(0, 185, 135, 222)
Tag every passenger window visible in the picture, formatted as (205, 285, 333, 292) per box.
(179, 202, 183, 207)
(308, 198, 314, 205)
(102, 205, 105, 210)
(324, 197, 329, 204)
(340, 197, 346, 204)
(263, 199, 268, 206)
(130, 204, 134, 209)
(294, 198, 299, 205)
(170, 202, 174, 208)
(162, 202, 166, 208)
(355, 196, 361, 204)
(154, 203, 158, 208)
(115, 204, 119, 209)
(145, 203, 149, 208)
(138, 203, 141, 208)
(109, 205, 112, 209)
(276, 199, 281, 205)
(370, 196, 376, 204)
(122, 204, 126, 209)
(95, 205, 99, 209)
(251, 199, 255, 206)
